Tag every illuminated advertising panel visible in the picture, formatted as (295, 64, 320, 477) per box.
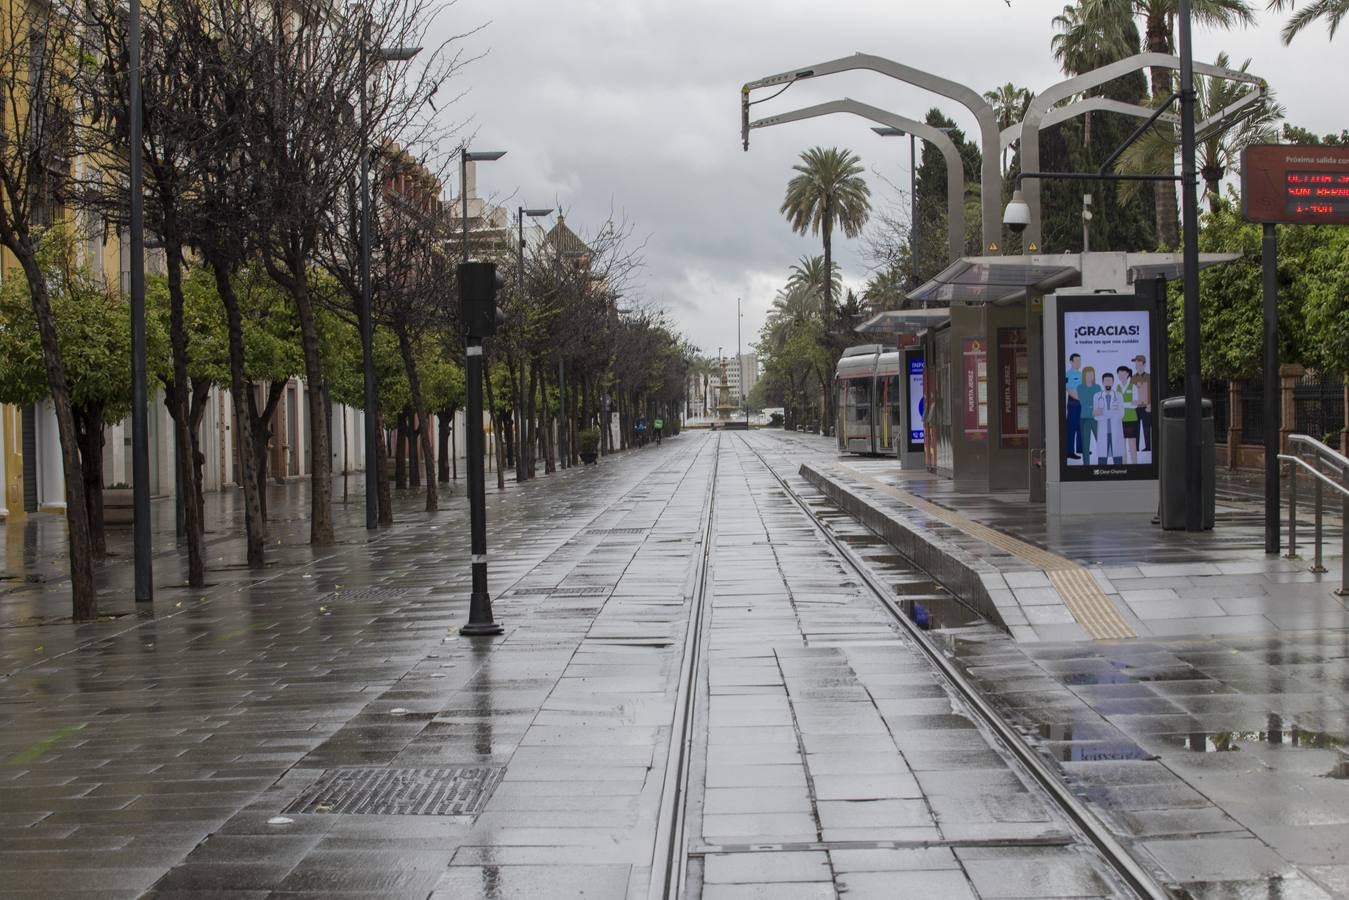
(907, 357, 924, 452)
(1057, 295, 1158, 482)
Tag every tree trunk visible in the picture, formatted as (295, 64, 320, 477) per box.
(438, 407, 451, 483)
(13, 250, 97, 617)
(526, 361, 539, 478)
(483, 353, 507, 490)
(273, 269, 335, 546)
(409, 417, 420, 489)
(165, 248, 204, 586)
(73, 405, 107, 560)
(1146, 23, 1180, 249)
(510, 356, 525, 482)
(249, 381, 285, 529)
(207, 261, 265, 568)
(374, 409, 393, 525)
(396, 330, 437, 511)
(189, 378, 210, 548)
(542, 401, 556, 475)
(394, 410, 408, 489)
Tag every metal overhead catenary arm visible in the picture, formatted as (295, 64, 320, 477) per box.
(1018, 52, 1266, 250)
(747, 98, 966, 264)
(742, 53, 1003, 254)
(999, 97, 1180, 150)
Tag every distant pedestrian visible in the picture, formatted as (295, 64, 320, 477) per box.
(635, 415, 647, 447)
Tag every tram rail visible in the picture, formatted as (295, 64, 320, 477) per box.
(725, 433, 1171, 900)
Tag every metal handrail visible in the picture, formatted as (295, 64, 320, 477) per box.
(1278, 433, 1348, 596)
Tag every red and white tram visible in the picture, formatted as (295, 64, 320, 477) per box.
(836, 344, 903, 455)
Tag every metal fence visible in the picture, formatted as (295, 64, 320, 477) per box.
(1162, 381, 1231, 442)
(1294, 377, 1346, 451)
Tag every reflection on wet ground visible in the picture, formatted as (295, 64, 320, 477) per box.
(811, 502, 986, 632)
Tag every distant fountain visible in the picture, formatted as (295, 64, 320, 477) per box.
(715, 358, 736, 425)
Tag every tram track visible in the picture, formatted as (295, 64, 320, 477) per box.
(648, 431, 720, 900)
(730, 432, 1172, 900)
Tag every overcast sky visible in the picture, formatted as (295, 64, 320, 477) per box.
(426, 0, 1343, 359)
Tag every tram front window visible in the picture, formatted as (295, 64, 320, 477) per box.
(848, 381, 869, 421)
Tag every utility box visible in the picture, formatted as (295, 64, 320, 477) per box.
(1160, 396, 1215, 530)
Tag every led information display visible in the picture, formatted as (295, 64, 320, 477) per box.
(1242, 145, 1349, 225)
(1285, 171, 1349, 217)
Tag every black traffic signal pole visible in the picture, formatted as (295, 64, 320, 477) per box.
(459, 262, 503, 637)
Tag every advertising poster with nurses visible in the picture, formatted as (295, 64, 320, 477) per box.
(1057, 297, 1158, 482)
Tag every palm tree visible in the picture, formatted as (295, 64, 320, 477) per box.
(1268, 0, 1348, 42)
(1115, 54, 1284, 213)
(780, 147, 871, 324)
(1051, 0, 1257, 246)
(862, 266, 909, 316)
(984, 83, 1036, 172)
(784, 255, 840, 312)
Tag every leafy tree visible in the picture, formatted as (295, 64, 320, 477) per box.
(0, 0, 101, 616)
(1267, 0, 1349, 42)
(1050, 0, 1257, 246)
(0, 227, 167, 560)
(1115, 54, 1284, 214)
(1281, 123, 1349, 145)
(1169, 200, 1334, 379)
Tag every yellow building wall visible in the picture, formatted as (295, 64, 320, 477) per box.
(2, 404, 19, 515)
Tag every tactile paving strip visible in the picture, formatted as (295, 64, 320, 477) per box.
(831, 464, 1135, 640)
(284, 766, 501, 816)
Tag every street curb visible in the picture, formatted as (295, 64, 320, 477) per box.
(799, 462, 1013, 633)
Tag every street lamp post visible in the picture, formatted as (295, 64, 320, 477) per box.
(129, 0, 150, 603)
(1177, 0, 1206, 532)
(359, 37, 421, 531)
(516, 206, 553, 481)
(460, 147, 505, 637)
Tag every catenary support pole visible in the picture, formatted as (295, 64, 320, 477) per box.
(1262, 223, 1280, 553)
(129, 0, 152, 602)
(1178, 0, 1205, 531)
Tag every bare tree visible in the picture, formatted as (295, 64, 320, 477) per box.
(248, 0, 460, 545)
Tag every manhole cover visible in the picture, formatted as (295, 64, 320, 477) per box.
(283, 766, 501, 816)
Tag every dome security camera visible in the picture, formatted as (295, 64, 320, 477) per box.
(1003, 188, 1030, 234)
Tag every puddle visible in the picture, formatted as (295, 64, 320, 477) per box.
(1060, 670, 1140, 686)
(1163, 727, 1346, 753)
(1044, 740, 1154, 763)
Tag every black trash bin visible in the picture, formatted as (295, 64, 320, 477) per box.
(1160, 396, 1215, 530)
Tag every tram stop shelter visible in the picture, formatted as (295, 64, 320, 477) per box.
(857, 250, 1239, 517)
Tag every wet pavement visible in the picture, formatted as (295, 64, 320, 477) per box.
(2, 429, 1347, 898)
(768, 429, 1346, 643)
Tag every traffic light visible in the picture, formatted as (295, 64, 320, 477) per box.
(459, 261, 502, 338)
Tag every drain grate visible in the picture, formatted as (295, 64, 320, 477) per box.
(549, 586, 611, 597)
(283, 766, 501, 816)
(324, 587, 410, 604)
(586, 527, 648, 536)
